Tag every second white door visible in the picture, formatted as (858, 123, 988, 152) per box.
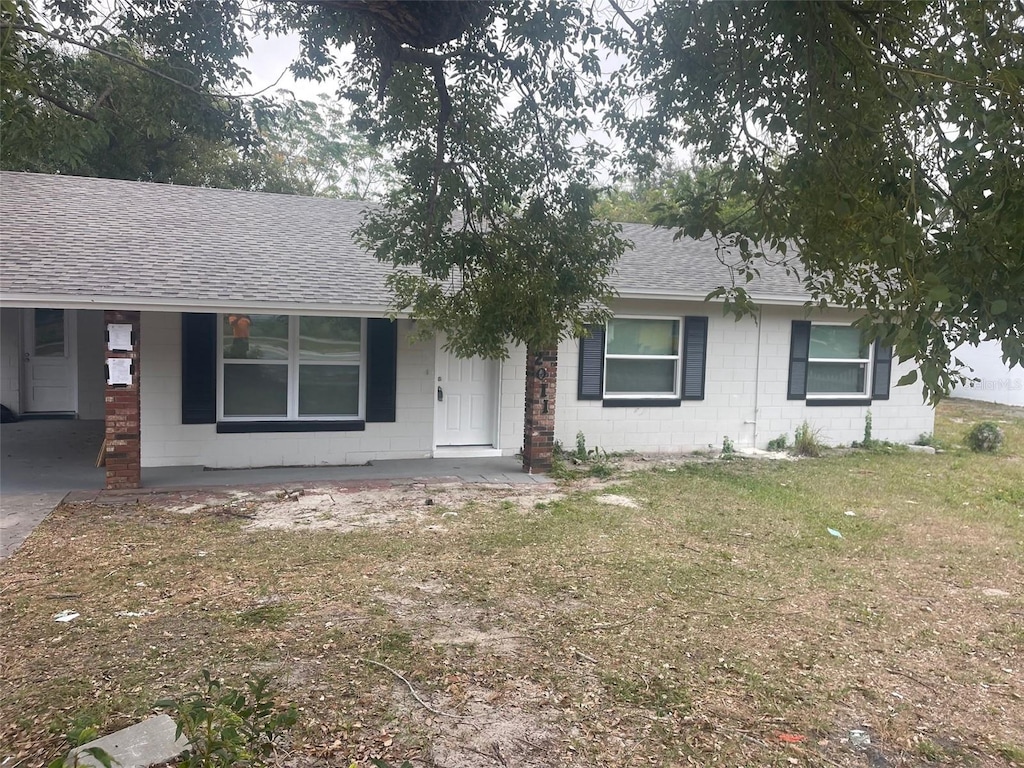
(435, 339, 497, 447)
(22, 308, 77, 414)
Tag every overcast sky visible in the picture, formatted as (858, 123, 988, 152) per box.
(243, 34, 344, 103)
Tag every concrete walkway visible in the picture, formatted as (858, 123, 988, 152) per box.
(1, 420, 545, 559)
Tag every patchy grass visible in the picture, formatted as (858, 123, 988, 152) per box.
(1, 399, 1022, 767)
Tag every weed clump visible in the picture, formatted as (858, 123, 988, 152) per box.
(965, 421, 1004, 452)
(766, 434, 788, 452)
(792, 421, 825, 457)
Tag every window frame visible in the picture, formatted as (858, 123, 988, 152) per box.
(805, 322, 874, 401)
(217, 314, 367, 422)
(602, 315, 683, 400)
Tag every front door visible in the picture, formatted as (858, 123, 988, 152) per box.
(434, 339, 497, 447)
(22, 308, 77, 413)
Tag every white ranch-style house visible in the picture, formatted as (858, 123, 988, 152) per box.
(0, 171, 934, 488)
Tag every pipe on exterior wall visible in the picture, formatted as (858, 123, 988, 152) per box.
(751, 307, 763, 448)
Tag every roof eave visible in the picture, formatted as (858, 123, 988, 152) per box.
(0, 293, 399, 317)
(615, 289, 810, 306)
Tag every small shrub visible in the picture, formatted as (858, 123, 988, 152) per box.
(792, 421, 824, 457)
(766, 434, 788, 451)
(862, 409, 874, 447)
(965, 421, 1004, 453)
(915, 432, 934, 447)
(157, 670, 297, 768)
(721, 436, 735, 459)
(574, 430, 588, 461)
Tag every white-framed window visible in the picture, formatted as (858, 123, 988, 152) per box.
(218, 314, 365, 420)
(604, 317, 681, 398)
(806, 324, 873, 398)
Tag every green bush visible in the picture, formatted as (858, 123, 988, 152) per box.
(766, 434, 788, 451)
(965, 421, 1004, 453)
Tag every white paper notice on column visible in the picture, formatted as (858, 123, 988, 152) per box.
(107, 323, 133, 351)
(107, 357, 133, 386)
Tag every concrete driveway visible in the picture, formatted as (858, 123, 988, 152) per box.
(1, 419, 543, 559)
(1, 419, 105, 559)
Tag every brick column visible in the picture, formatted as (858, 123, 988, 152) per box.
(522, 346, 557, 474)
(104, 310, 141, 490)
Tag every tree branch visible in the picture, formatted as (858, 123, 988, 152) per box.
(1, 21, 239, 110)
(33, 91, 99, 122)
(606, 0, 644, 43)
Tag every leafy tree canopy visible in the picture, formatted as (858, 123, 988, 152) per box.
(617, 1, 1024, 397)
(3, 0, 1021, 396)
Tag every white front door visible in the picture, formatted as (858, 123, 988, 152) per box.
(435, 339, 497, 447)
(22, 308, 77, 413)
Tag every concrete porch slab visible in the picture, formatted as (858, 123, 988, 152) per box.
(1, 419, 548, 560)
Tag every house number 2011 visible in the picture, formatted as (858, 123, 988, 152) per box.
(534, 354, 549, 414)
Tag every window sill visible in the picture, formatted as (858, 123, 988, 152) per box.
(603, 398, 682, 408)
(805, 398, 871, 407)
(217, 420, 366, 434)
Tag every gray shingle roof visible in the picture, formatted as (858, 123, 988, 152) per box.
(615, 222, 806, 301)
(0, 172, 807, 311)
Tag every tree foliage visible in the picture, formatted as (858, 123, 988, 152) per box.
(593, 163, 754, 227)
(269, 0, 626, 355)
(615, 1, 1024, 398)
(265, 93, 394, 199)
(3, 0, 1022, 394)
(1, 3, 390, 194)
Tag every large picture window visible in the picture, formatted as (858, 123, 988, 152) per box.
(220, 314, 364, 420)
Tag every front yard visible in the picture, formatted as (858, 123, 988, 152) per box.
(1, 399, 1021, 767)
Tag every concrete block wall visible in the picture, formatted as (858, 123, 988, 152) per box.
(754, 305, 934, 447)
(556, 299, 761, 452)
(555, 299, 935, 453)
(140, 312, 438, 468)
(497, 345, 526, 453)
(0, 307, 21, 414)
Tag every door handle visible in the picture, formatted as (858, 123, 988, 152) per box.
(437, 386, 444, 402)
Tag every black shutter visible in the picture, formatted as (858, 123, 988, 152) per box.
(681, 316, 708, 400)
(578, 324, 605, 400)
(366, 318, 398, 423)
(787, 320, 811, 400)
(872, 341, 893, 400)
(181, 313, 217, 424)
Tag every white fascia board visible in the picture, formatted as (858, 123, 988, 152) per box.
(0, 293, 399, 317)
(615, 289, 810, 307)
